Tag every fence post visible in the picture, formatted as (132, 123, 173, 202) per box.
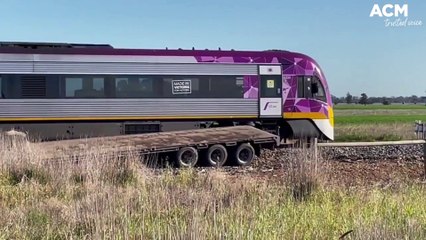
(424, 141, 426, 179)
(414, 121, 420, 139)
(313, 137, 318, 172)
(414, 121, 426, 140)
(423, 123, 426, 140)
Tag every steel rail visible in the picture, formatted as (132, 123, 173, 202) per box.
(318, 140, 426, 147)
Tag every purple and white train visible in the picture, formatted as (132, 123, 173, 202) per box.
(0, 42, 334, 141)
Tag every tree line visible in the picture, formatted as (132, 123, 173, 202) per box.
(332, 93, 426, 105)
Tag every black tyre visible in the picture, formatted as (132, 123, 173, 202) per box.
(175, 147, 198, 168)
(204, 144, 228, 167)
(232, 143, 255, 166)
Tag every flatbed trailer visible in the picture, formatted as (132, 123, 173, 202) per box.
(35, 126, 280, 167)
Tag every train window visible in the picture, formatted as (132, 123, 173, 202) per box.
(65, 77, 82, 97)
(0, 75, 17, 99)
(208, 76, 243, 98)
(115, 76, 154, 97)
(313, 76, 326, 102)
(160, 76, 243, 98)
(297, 76, 313, 98)
(298, 75, 326, 101)
(21, 76, 47, 98)
(65, 76, 105, 98)
(304, 76, 313, 98)
(297, 76, 304, 98)
(0, 74, 246, 99)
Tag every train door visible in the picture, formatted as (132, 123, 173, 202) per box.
(258, 65, 283, 118)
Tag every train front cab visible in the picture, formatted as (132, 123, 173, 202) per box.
(275, 63, 334, 142)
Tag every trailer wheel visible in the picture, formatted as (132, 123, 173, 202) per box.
(175, 147, 198, 168)
(204, 144, 228, 167)
(232, 143, 255, 166)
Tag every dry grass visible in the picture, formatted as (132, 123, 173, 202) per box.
(335, 109, 426, 117)
(335, 122, 415, 141)
(1, 134, 426, 239)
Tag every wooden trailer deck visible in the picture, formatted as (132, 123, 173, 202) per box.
(34, 126, 280, 160)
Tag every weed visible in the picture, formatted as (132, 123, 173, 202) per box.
(1, 133, 426, 239)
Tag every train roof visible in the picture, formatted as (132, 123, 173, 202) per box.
(0, 41, 309, 60)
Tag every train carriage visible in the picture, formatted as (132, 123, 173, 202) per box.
(0, 42, 334, 141)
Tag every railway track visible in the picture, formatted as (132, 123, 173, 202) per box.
(317, 140, 425, 161)
(2, 129, 425, 169)
(3, 128, 425, 163)
(2, 131, 425, 185)
(183, 140, 426, 186)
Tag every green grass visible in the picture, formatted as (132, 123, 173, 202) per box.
(335, 115, 426, 125)
(334, 104, 426, 110)
(1, 160, 426, 240)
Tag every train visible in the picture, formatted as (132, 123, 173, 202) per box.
(0, 41, 334, 142)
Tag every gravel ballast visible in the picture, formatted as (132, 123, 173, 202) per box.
(319, 144, 425, 161)
(250, 144, 425, 170)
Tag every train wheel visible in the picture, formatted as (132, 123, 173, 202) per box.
(175, 147, 198, 168)
(204, 144, 228, 167)
(232, 143, 255, 166)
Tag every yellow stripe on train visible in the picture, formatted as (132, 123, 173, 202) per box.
(283, 112, 328, 119)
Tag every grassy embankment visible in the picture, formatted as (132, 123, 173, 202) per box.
(1, 135, 425, 239)
(334, 104, 426, 142)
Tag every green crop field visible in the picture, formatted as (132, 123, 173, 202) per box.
(334, 104, 426, 110)
(335, 115, 426, 125)
(333, 104, 426, 142)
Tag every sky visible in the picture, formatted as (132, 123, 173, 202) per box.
(0, 0, 425, 97)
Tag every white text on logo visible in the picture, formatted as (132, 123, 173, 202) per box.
(370, 4, 408, 17)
